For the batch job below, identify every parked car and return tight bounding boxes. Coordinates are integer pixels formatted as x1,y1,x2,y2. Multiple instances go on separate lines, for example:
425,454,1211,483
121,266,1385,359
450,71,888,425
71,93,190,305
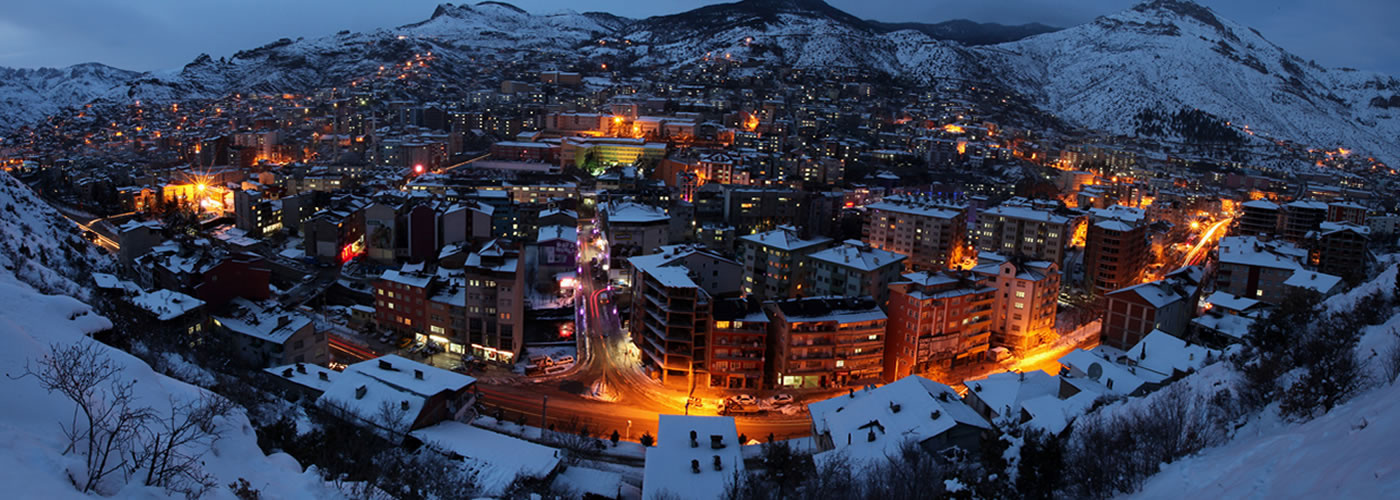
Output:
730,394,758,406
770,393,794,406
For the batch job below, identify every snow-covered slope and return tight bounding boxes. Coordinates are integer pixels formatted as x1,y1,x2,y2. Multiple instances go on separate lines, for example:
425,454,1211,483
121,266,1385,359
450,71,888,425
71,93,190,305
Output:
0,63,138,133
985,0,1400,160
0,173,341,499
0,173,110,299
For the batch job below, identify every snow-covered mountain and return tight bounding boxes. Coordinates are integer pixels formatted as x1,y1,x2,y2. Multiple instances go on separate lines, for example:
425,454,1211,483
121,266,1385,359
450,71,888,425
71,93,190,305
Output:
0,63,139,130
3,0,1398,163
0,173,111,299
985,0,1400,160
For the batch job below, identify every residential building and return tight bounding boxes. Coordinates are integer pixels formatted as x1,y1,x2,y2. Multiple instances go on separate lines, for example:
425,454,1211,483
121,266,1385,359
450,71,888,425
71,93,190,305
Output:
808,376,990,468
805,240,907,306
885,271,996,381
642,415,744,500
1307,222,1371,281
736,225,833,298
1084,205,1148,296
461,240,526,363
1279,200,1328,243
707,297,770,389
976,200,1078,267
213,297,327,367
1236,199,1280,237
767,297,887,389
1215,235,1308,304
863,195,968,271
1100,267,1202,350
628,245,744,388
972,253,1061,352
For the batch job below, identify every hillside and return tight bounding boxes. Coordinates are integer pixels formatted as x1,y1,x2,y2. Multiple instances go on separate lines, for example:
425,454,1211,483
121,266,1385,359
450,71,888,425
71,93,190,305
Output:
0,174,341,498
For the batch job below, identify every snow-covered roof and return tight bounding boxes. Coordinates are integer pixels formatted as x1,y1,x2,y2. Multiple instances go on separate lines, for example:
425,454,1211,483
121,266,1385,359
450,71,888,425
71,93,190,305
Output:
963,371,1059,421
379,268,434,289
1107,280,1188,308
809,376,989,468
553,466,623,499
773,296,886,324
1203,291,1262,314
866,196,962,220
536,224,578,243
1058,349,1151,396
213,298,312,345
1284,269,1344,294
342,354,475,396
1316,221,1371,237
317,355,475,439
982,204,1070,225
1122,330,1220,383
1020,390,1099,434
1241,199,1279,211
410,421,561,497
808,241,905,272
601,201,668,224
1192,313,1255,341
738,225,832,251
128,289,204,321
642,415,745,500
264,363,339,393
1217,236,1306,270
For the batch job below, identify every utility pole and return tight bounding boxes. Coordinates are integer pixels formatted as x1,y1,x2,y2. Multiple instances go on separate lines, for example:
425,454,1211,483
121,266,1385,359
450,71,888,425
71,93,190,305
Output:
541,395,549,431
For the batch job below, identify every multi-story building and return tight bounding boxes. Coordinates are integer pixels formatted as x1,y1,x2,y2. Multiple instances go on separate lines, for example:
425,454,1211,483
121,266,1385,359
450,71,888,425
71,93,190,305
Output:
805,240,907,306
374,266,435,336
1084,205,1147,296
863,195,968,271
1215,235,1308,304
707,297,769,390
976,200,1077,267
1326,201,1368,225
1101,266,1203,350
1236,199,1280,237
884,271,995,381
213,297,326,367
233,188,283,237
767,297,886,389
1308,222,1371,281
736,225,833,298
461,239,526,364
971,253,1061,352
628,246,744,388
303,201,367,262
559,137,667,168
599,201,671,270
1279,200,1328,243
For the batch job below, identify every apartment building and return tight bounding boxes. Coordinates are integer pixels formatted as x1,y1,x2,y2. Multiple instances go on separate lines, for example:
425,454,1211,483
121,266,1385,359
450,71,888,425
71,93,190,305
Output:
1084,205,1148,296
972,253,1061,352
767,297,886,389
1101,267,1203,350
1215,235,1308,304
884,271,996,381
863,195,968,271
976,200,1078,267
805,240,907,306
736,225,833,298
1235,199,1280,237
707,297,770,390
628,245,744,388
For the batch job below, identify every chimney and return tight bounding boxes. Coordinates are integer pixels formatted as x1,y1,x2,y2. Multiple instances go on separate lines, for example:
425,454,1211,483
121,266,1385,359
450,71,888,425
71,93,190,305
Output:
889,401,901,413
710,435,725,449
931,410,941,420
379,360,393,370
296,363,307,374
279,315,292,327
713,455,723,471
318,372,329,381
401,400,410,411
414,369,424,380
282,368,294,377
691,459,701,474
690,430,698,448
355,385,367,399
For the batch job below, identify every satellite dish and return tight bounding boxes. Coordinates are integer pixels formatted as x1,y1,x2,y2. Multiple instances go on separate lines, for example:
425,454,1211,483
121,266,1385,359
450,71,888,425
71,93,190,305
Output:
1087,362,1103,381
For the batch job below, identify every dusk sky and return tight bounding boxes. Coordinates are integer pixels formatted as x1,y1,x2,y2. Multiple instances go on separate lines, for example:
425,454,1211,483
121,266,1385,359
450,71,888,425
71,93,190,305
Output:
2,0,1396,76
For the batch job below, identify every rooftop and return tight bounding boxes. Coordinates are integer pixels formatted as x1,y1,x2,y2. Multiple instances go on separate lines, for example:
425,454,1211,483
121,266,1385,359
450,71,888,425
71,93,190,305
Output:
808,240,906,272
808,376,990,468
642,415,745,500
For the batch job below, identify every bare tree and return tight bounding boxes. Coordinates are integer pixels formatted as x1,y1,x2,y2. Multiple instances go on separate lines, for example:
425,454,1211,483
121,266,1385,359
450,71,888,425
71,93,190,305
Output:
374,399,414,442
131,392,236,497
16,342,154,493
1382,330,1400,384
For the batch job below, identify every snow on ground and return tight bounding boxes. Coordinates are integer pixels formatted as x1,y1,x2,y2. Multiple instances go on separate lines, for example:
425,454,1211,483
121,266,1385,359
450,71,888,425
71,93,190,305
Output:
0,175,340,499
0,275,343,499
410,420,563,497
1131,378,1400,499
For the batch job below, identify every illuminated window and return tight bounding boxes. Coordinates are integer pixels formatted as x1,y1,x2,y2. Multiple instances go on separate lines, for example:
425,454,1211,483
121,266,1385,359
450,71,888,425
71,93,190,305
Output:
1015,291,1026,298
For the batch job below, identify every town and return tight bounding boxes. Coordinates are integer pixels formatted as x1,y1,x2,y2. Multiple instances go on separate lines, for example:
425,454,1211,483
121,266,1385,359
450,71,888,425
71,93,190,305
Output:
1,1,1399,499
